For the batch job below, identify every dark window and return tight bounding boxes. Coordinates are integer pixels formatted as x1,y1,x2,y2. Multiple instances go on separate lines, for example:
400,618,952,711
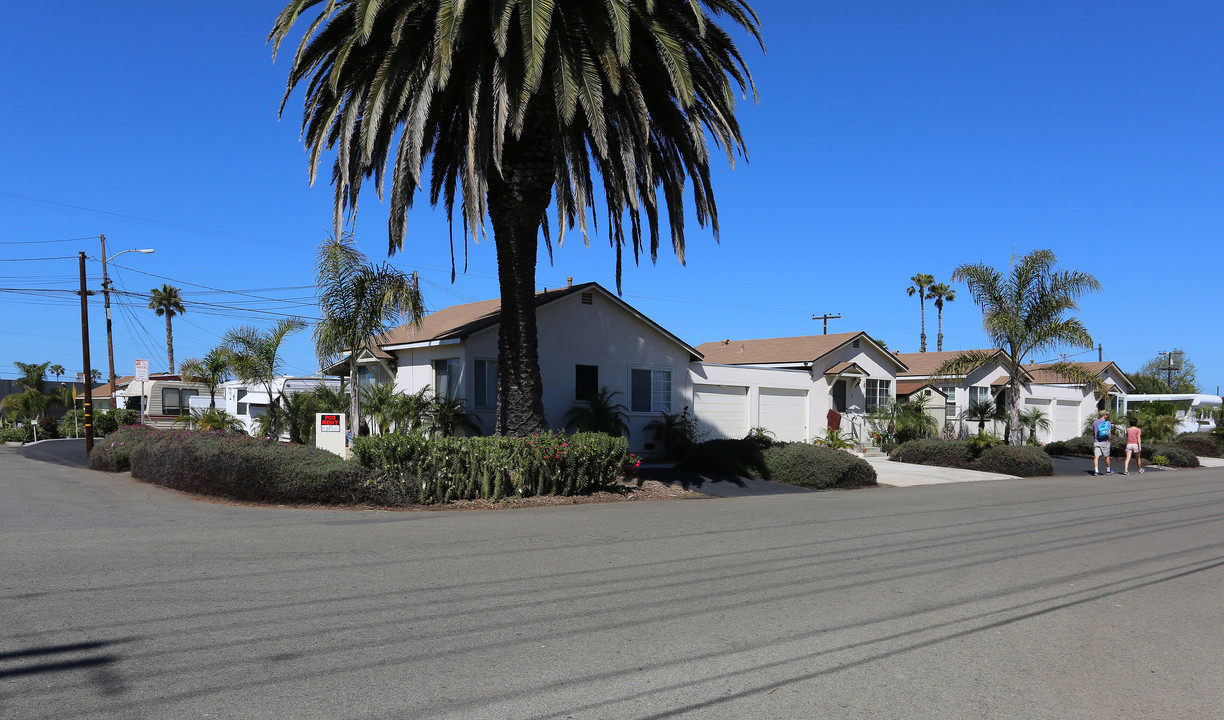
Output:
575,365,599,401
434,359,461,401
475,359,497,409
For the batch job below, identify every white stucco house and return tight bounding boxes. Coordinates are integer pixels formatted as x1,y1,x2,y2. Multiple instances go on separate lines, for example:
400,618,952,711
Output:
893,350,1025,439
346,282,701,453
691,332,908,445
1022,361,1135,442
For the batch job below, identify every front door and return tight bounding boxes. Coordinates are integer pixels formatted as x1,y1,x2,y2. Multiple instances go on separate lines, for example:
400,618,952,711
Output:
832,380,847,413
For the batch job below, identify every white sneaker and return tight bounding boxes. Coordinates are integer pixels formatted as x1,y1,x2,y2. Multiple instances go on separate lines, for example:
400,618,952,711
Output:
1122,471,1130,476
1106,469,1113,475
1094,471,1101,476
1139,468,1145,474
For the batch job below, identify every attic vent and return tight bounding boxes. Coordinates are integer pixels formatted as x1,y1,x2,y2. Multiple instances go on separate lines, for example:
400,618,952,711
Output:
581,292,593,305
852,339,860,348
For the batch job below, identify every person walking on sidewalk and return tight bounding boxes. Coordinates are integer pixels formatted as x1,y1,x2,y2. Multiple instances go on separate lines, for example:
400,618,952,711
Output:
1123,417,1145,475
1092,410,1113,476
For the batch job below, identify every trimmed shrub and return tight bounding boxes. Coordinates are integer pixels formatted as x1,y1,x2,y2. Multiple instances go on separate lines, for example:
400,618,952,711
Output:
88,425,166,472
1043,436,1093,456
128,430,369,504
1144,444,1198,468
890,438,973,469
0,427,25,443
974,445,1055,477
677,438,770,479
1174,433,1222,458
762,444,876,489
94,408,139,437
353,431,629,504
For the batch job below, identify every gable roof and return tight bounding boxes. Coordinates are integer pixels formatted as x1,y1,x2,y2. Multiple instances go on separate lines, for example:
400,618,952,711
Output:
373,282,701,360
1023,361,1135,391
893,349,1009,377
695,332,907,371
896,380,948,398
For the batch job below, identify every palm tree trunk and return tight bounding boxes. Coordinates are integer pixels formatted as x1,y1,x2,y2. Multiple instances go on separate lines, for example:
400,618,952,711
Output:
486,120,553,436
165,314,175,373
919,297,927,353
936,307,944,352
349,355,361,438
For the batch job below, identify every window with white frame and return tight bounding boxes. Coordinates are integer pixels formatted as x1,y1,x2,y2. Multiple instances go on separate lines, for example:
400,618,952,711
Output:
434,358,461,401
474,359,497,409
939,386,958,416
969,385,991,407
864,379,891,410
1109,394,1125,415
630,368,671,413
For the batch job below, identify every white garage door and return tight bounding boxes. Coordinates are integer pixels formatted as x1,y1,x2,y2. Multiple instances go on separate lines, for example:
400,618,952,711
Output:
693,384,749,440
1055,400,1082,442
758,388,809,442
1024,398,1053,443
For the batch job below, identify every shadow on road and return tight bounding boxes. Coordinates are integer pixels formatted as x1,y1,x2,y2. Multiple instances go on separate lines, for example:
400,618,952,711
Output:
18,439,90,469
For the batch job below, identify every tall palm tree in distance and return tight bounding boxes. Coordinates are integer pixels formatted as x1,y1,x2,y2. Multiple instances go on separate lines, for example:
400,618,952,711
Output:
906,273,935,352
926,282,955,352
49,364,66,385
314,232,425,431
148,284,186,373
270,0,763,436
933,249,1102,442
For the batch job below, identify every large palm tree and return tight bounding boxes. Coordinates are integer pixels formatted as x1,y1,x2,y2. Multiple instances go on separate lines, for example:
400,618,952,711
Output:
906,273,935,352
934,250,1102,443
223,318,307,438
270,0,762,436
926,282,955,352
314,232,424,430
148,284,186,373
178,346,233,409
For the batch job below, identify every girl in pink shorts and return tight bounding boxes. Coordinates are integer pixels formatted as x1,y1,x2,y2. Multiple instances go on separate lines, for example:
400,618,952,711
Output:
1123,417,1144,475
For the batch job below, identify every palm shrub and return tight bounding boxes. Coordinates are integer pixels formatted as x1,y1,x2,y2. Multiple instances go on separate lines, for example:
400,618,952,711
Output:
890,438,974,469
813,428,858,450
644,407,705,459
564,386,630,436
973,445,1054,477
281,392,321,443
176,407,247,434
424,396,482,438
762,444,877,489
965,433,1005,457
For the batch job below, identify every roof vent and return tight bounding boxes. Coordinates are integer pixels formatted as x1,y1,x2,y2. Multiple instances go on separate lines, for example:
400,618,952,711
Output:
852,339,860,348
581,292,593,305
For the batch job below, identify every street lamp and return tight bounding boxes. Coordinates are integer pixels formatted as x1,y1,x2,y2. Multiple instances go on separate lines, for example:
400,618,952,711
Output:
99,234,154,408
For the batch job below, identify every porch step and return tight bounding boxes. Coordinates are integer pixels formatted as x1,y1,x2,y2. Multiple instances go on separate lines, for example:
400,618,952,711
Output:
861,446,888,458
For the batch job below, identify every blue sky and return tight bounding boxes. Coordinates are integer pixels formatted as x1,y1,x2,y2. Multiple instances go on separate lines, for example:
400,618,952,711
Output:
2,1,1221,392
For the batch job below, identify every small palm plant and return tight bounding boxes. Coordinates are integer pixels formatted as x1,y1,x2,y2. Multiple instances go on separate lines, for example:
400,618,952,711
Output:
1018,406,1051,445
966,399,1005,435
359,381,399,436
424,396,481,438
390,387,432,436
644,406,703,459
814,428,858,451
176,407,246,433
281,392,322,444
564,386,630,437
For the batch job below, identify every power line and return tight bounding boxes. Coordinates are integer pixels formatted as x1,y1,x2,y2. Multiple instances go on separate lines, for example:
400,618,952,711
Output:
0,256,78,262
0,236,100,245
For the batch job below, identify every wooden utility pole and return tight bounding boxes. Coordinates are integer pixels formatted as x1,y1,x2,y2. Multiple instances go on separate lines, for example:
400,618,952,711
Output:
100,234,117,399
812,313,841,335
78,252,95,455
1158,350,1183,391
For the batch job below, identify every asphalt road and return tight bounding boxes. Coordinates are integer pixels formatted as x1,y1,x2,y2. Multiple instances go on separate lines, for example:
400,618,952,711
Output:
3,441,1224,719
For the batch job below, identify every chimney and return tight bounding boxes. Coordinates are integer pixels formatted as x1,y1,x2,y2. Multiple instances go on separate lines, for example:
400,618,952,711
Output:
567,277,573,287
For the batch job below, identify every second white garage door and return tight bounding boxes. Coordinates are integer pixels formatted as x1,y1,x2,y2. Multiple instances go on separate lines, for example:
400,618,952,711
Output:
1055,400,1082,442
758,388,809,442
693,384,749,440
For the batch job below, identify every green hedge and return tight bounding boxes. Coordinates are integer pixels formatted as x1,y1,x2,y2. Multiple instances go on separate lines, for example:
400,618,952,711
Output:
973,445,1054,477
1173,433,1223,458
676,439,770,479
762,444,877,489
91,426,368,504
0,427,26,443
1144,444,1198,468
352,431,629,504
890,439,974,469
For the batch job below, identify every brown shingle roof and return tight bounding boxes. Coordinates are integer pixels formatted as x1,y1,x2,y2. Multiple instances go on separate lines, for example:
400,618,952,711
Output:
1023,361,1133,390
893,349,1005,377
377,284,595,347
896,380,947,397
696,332,902,369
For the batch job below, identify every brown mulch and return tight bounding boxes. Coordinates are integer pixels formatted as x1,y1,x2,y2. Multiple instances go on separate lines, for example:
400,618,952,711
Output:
439,479,708,511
